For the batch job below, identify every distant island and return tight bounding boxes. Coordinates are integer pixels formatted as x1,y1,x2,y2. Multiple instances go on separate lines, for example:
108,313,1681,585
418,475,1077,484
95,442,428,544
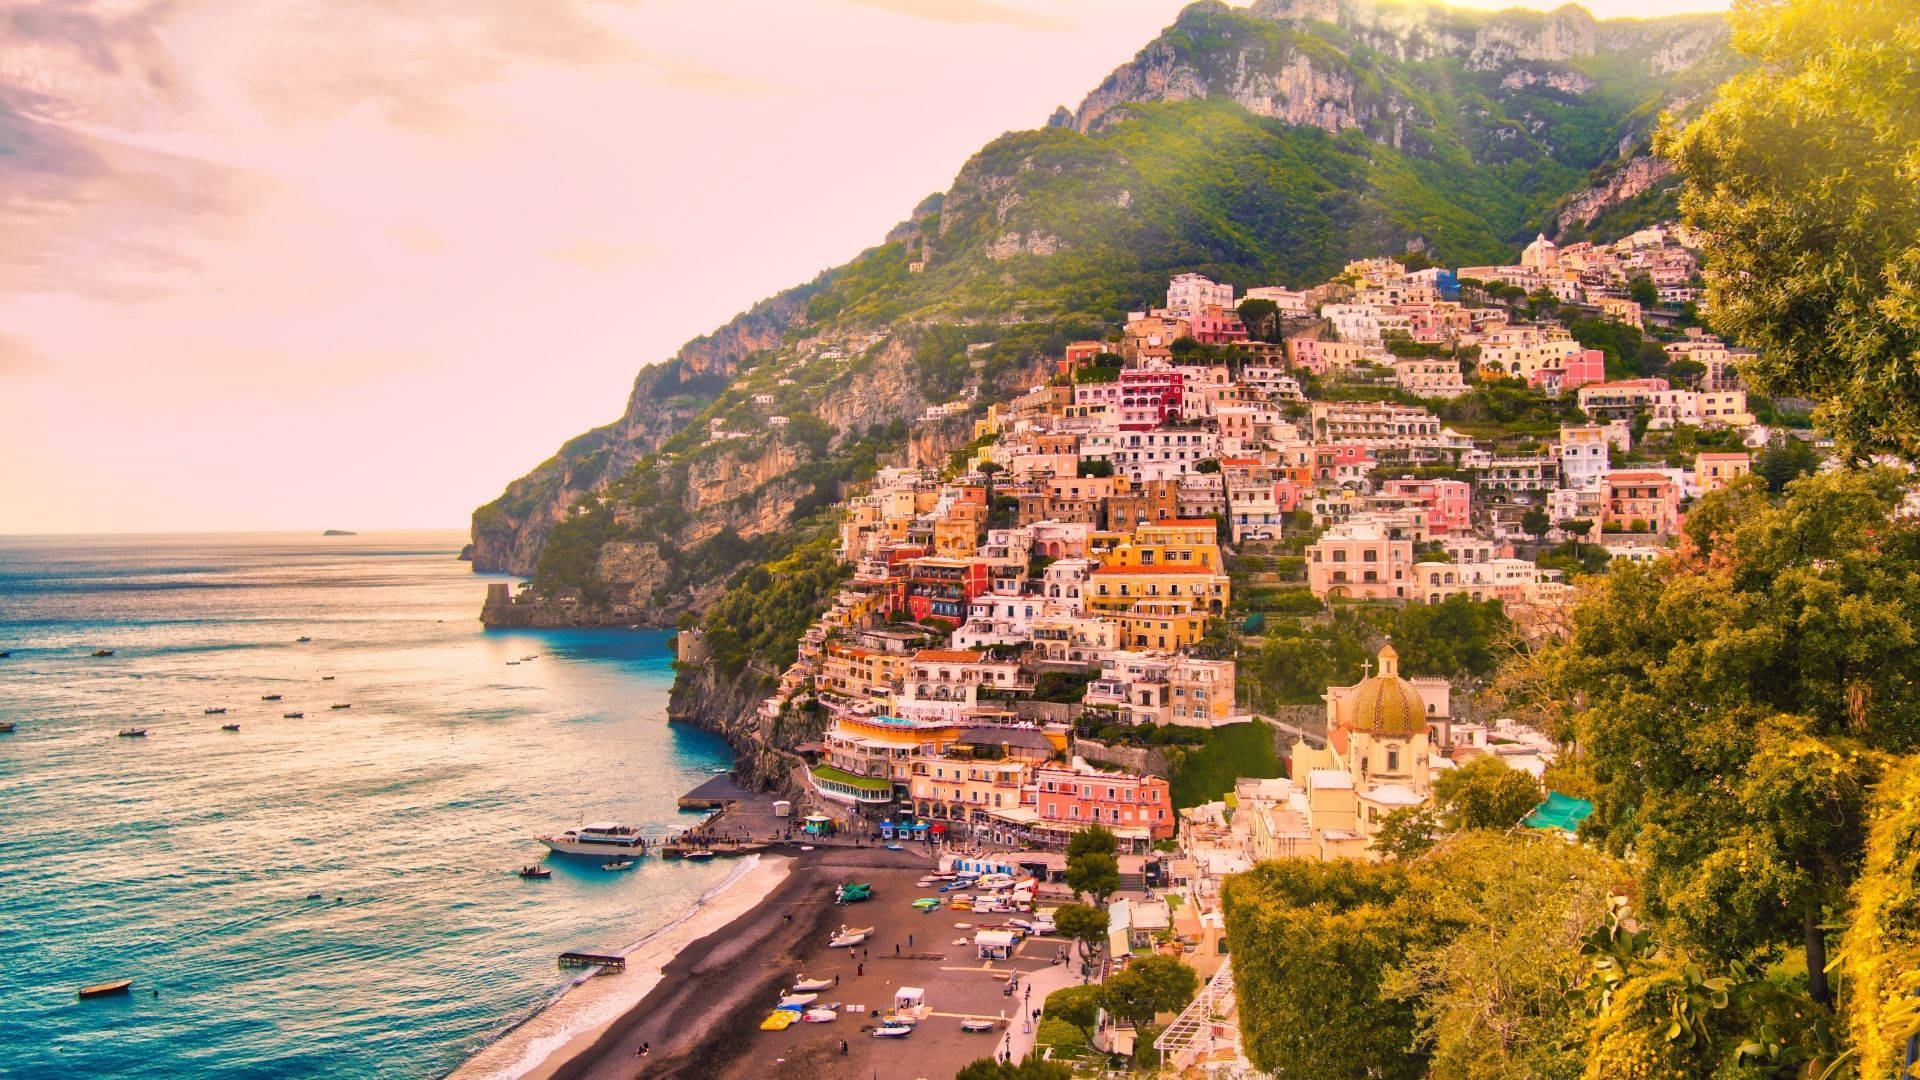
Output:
321,530,358,536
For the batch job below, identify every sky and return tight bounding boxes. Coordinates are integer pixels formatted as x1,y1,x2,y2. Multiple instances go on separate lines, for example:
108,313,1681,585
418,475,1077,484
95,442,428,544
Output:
0,0,1727,535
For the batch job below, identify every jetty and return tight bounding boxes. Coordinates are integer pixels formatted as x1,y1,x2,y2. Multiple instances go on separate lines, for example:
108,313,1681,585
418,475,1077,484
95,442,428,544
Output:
557,951,625,973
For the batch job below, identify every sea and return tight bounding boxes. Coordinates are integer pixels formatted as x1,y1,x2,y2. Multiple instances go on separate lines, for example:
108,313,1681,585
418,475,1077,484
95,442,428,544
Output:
0,531,740,1079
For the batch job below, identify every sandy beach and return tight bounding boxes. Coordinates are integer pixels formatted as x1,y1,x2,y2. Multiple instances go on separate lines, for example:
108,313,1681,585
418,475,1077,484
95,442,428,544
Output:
448,854,795,1080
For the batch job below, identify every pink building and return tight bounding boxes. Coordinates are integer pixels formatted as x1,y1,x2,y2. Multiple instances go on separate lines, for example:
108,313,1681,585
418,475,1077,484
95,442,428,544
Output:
1027,760,1174,848
1190,303,1249,345
1604,471,1682,535
1306,521,1415,600
1528,348,1606,393
1378,478,1471,534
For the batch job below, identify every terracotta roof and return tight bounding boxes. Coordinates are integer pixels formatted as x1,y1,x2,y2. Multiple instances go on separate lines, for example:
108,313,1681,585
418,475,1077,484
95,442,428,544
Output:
1607,471,1674,483
913,649,986,663
1150,519,1221,528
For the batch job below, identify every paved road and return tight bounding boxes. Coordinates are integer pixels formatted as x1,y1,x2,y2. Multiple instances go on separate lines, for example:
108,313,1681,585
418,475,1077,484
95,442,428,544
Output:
994,952,1081,1065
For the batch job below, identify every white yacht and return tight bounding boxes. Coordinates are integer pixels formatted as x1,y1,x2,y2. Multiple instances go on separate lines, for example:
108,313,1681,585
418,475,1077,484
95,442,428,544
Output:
536,822,648,857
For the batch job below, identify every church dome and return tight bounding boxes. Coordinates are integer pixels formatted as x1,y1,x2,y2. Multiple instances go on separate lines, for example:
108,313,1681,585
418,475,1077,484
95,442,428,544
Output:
1348,643,1427,737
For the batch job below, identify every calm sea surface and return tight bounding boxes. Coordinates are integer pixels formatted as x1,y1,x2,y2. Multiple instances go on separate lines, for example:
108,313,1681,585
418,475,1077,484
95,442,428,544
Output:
0,532,734,1079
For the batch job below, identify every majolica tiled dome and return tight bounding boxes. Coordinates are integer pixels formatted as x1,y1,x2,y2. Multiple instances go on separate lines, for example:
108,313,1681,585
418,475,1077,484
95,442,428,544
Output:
1348,643,1426,737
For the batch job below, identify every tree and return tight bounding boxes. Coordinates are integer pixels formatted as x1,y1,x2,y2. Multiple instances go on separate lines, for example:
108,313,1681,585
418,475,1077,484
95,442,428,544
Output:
977,461,1004,508
955,1057,1073,1080
1434,756,1542,831
1193,457,1222,473
1658,0,1920,459
1099,954,1199,1031
1526,469,1920,1008
1560,517,1594,557
1754,433,1819,492
1067,824,1117,860
1041,984,1103,1040
1373,805,1444,860
1237,297,1281,342
1051,902,1109,961
1627,274,1658,308
1065,851,1119,907
1520,505,1552,543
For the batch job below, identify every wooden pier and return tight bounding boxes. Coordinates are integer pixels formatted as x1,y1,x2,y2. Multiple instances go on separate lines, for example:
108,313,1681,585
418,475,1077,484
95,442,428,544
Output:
558,952,626,972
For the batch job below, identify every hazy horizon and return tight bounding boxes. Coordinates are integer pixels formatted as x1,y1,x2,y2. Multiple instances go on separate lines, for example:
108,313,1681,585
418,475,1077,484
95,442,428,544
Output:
1,0,1729,536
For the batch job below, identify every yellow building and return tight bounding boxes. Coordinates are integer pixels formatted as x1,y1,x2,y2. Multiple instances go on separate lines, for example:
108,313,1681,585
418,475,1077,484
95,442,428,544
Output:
816,642,909,706
813,713,964,807
1287,643,1441,858
1119,520,1222,569
1087,564,1229,617
1110,598,1210,651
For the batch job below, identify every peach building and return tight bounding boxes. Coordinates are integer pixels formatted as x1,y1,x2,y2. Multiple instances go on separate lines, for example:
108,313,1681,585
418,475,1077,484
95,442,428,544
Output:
1026,758,1175,848
1306,520,1415,599
1605,471,1682,535
1695,452,1752,492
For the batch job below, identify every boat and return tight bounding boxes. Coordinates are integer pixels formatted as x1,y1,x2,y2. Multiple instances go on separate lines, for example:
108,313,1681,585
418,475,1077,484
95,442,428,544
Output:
295,637,311,643
117,729,147,738
601,859,635,871
330,703,351,710
835,882,873,904
0,650,12,658
517,866,552,880
262,694,282,701
283,712,304,719
204,707,227,715
91,649,114,657
321,675,334,680
683,849,715,861
221,723,241,732
759,1011,799,1031
803,1008,839,1023
791,977,834,993
536,822,648,857
827,926,872,949
960,1018,997,1033
77,980,133,999
911,898,941,911
777,993,818,1007
0,722,16,734
506,661,519,666
871,1023,913,1038
520,654,539,661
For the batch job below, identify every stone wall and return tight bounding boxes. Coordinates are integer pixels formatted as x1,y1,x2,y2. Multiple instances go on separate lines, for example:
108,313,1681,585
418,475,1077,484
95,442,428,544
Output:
1071,737,1172,778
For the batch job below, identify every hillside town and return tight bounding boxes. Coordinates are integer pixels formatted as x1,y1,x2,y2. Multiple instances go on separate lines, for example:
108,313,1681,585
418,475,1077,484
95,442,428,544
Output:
656,224,1822,1071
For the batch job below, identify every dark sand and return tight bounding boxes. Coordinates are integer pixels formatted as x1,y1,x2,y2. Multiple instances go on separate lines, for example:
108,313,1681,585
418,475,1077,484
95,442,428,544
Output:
549,843,1068,1080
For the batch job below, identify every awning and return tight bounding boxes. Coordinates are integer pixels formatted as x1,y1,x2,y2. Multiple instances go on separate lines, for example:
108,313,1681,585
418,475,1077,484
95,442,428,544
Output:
1523,791,1593,834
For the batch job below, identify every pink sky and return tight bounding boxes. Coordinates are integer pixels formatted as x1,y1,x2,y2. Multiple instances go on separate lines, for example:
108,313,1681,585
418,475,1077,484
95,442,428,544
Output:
0,0,1725,534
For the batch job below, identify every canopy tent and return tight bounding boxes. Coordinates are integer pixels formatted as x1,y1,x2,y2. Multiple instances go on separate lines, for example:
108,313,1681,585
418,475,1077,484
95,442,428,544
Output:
1523,791,1594,834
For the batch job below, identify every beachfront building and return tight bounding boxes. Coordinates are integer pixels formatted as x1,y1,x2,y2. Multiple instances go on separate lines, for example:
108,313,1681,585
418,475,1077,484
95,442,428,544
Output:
992,758,1174,852
813,713,963,806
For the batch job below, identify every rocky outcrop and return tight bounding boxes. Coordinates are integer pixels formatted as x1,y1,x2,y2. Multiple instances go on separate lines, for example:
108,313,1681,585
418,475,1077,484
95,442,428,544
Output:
667,659,800,794
1552,153,1677,231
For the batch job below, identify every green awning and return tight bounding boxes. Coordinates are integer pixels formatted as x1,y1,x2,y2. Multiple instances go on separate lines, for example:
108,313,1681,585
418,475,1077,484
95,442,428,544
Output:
1523,791,1593,834
811,764,893,793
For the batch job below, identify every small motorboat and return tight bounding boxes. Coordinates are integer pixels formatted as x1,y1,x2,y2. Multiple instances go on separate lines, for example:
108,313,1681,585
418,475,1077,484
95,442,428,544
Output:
295,637,311,643
518,866,552,880
330,703,351,710
827,926,872,949
77,980,133,999
204,707,227,715
506,661,520,666
284,712,304,719
791,977,834,993
871,1023,913,1038
602,859,635,871
803,1008,838,1023
221,723,241,732
520,654,538,661
117,728,147,738
911,898,941,912
683,850,715,861
960,1018,997,1033
321,675,334,680
0,650,12,658
262,694,282,701
91,649,115,657
0,722,16,734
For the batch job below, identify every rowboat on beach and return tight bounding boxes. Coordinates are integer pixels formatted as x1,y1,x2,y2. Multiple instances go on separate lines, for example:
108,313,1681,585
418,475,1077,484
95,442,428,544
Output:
792,977,834,992
759,1010,799,1031
827,926,872,948
78,980,133,999
803,1008,838,1023
960,1018,998,1033
871,1023,913,1038
777,993,817,1007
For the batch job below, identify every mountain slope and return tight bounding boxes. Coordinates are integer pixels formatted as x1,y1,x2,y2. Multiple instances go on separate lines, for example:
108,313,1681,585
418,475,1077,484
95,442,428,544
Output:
470,0,1735,631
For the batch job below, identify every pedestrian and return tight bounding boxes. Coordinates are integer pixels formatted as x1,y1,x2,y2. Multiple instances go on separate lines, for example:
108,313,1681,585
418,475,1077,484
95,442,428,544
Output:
857,962,864,977
863,947,868,959
839,1040,848,1056
894,943,900,956
835,974,841,986
908,933,914,947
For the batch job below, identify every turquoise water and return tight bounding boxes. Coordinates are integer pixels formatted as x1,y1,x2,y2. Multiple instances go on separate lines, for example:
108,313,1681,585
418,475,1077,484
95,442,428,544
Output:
0,532,735,1079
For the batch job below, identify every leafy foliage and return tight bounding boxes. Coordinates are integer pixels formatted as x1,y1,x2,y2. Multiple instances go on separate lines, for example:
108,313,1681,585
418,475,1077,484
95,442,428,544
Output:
1099,954,1199,1030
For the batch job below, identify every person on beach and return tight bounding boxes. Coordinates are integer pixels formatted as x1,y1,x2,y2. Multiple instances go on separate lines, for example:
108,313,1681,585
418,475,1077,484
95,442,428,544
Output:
908,933,913,947
839,1040,848,1056
857,962,863,976
834,974,840,986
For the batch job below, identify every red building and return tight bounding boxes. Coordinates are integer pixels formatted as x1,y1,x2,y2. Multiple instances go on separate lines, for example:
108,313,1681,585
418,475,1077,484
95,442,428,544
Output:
892,557,991,625
1378,477,1472,534
1025,761,1175,849
1117,368,1184,430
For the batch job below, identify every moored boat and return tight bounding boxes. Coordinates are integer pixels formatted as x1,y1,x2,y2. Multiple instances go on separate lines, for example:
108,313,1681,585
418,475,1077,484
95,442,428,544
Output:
0,722,16,733
283,712,303,719
262,694,282,701
77,980,133,999
295,637,311,643
683,849,715,861
329,703,351,710
91,649,114,657
221,723,241,732
117,728,147,738
602,859,635,871
537,822,648,857
204,707,226,715
518,865,552,879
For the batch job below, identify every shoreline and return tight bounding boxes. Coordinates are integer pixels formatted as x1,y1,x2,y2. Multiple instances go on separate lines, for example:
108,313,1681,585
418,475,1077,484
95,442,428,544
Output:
446,853,795,1080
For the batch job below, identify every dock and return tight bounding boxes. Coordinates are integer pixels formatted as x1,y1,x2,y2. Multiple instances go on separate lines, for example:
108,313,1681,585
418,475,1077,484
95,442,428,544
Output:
558,952,626,972
676,773,755,810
